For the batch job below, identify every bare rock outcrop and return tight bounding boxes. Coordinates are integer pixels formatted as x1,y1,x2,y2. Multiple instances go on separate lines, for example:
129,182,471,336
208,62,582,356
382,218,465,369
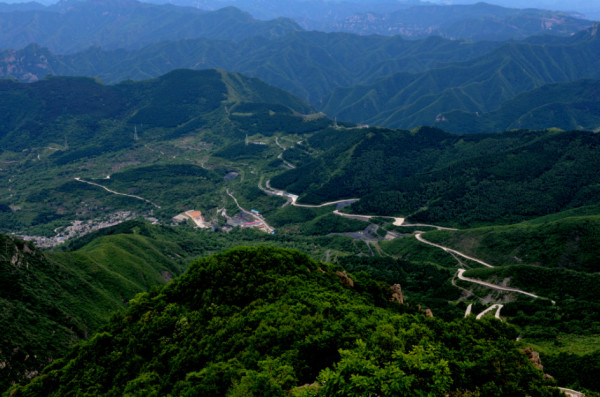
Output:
390,284,404,304
522,347,543,371
335,271,354,287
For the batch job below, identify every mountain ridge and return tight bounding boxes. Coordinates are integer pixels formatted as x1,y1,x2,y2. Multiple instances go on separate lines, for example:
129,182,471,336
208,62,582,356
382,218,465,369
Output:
0,1,301,54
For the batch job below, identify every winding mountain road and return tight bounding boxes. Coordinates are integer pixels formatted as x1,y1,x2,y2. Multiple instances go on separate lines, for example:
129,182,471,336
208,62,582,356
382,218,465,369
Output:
258,177,555,305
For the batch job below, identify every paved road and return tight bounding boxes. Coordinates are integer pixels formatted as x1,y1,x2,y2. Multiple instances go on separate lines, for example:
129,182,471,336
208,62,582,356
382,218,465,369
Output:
457,269,542,299
475,303,503,320
260,179,409,226
464,303,473,318
415,233,494,268
558,387,585,397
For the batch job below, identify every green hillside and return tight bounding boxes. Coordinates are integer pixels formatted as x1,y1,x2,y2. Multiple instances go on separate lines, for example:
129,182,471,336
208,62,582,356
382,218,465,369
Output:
271,127,600,226
0,69,313,151
6,246,560,396
0,216,378,390
0,230,185,391
0,69,324,236
422,214,600,272
438,79,600,133
322,25,600,130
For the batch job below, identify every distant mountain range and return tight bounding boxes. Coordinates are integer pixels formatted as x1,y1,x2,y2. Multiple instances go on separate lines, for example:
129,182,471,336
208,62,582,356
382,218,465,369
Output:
0,0,301,53
323,25,600,131
3,25,600,132
146,0,597,39
436,79,600,133
0,0,593,56
304,2,594,41
0,32,502,99
1,0,599,133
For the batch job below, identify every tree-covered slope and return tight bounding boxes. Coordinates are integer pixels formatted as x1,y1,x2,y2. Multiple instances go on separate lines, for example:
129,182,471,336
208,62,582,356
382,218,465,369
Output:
0,230,186,391
271,127,600,226
423,214,600,272
6,246,560,396
0,68,330,236
323,24,600,130
0,0,301,54
436,79,600,133
0,68,314,151
0,33,500,104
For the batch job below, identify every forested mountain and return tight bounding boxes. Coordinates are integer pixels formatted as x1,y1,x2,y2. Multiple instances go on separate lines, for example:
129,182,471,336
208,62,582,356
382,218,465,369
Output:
3,22,600,131
436,79,600,133
0,33,501,102
323,24,600,130
1,3,600,394
0,68,312,151
0,69,326,235
6,246,560,396
0,216,374,390
271,127,600,226
0,230,185,391
0,0,300,53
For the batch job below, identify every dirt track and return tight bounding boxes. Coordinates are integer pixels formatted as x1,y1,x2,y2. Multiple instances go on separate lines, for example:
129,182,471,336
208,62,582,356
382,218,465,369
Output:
74,177,161,208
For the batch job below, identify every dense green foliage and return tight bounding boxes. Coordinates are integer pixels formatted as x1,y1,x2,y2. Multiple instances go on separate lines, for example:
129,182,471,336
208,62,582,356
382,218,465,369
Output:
338,256,463,320
7,246,559,396
0,231,185,391
0,219,377,389
272,127,600,226
439,79,600,133
298,214,367,236
541,352,600,394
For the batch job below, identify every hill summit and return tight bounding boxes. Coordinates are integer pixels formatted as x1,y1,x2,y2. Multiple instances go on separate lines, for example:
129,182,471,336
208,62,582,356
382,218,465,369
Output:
8,246,559,396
